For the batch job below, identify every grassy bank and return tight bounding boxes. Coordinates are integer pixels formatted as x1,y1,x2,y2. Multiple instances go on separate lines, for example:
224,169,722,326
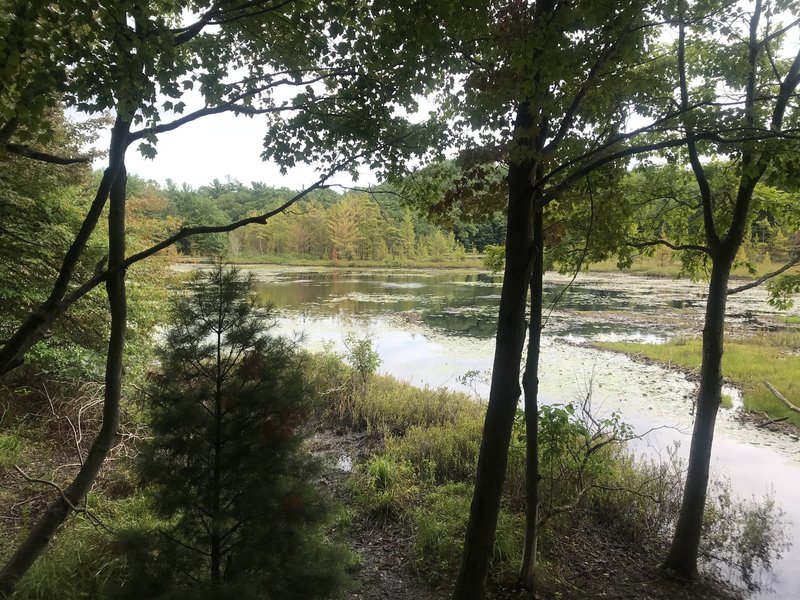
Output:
587,253,799,280
599,332,800,427
305,350,785,597
2,350,787,599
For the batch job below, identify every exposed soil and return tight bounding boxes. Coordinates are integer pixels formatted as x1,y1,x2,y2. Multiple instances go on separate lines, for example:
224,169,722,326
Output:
308,429,744,600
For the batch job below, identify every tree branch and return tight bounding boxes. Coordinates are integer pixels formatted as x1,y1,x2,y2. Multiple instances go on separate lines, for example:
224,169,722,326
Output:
765,382,800,414
5,143,91,165
727,254,800,295
678,17,718,248
627,239,710,254
0,116,130,377
543,37,618,155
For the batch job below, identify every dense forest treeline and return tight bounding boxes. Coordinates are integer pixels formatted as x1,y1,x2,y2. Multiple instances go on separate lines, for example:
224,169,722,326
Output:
147,177,506,261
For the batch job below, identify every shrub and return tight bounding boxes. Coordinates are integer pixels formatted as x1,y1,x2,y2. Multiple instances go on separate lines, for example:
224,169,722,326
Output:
124,264,349,599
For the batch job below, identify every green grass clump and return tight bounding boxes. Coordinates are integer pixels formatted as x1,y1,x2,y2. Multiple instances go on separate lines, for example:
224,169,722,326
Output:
0,432,22,467
412,483,524,585
350,456,419,518
385,415,484,484
600,336,800,426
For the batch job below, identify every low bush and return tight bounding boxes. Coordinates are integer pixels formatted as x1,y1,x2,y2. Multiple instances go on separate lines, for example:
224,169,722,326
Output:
412,483,524,585
350,455,419,518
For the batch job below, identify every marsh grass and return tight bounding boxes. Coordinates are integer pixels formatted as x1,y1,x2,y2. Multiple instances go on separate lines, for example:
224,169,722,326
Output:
600,336,800,426
588,254,795,279
305,351,482,436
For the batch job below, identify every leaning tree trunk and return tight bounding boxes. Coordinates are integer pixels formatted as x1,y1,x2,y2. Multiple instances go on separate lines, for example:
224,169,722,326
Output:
0,116,129,377
0,165,128,596
519,204,544,590
453,104,536,600
662,253,733,578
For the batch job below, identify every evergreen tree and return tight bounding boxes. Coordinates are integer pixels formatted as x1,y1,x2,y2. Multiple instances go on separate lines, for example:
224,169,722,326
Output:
126,264,348,599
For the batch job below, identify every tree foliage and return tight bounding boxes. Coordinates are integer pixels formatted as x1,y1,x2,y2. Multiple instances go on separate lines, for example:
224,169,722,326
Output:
126,265,348,599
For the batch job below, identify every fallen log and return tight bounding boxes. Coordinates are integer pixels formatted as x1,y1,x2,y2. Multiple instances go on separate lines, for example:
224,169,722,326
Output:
765,381,800,414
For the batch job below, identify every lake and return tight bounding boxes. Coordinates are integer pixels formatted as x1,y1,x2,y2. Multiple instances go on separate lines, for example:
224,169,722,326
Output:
180,264,800,598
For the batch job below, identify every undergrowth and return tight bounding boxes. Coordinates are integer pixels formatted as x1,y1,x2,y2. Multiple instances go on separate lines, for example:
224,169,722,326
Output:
306,348,790,592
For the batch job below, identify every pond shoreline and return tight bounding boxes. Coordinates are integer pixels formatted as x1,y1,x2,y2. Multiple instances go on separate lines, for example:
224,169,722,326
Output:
593,341,800,440
179,263,800,599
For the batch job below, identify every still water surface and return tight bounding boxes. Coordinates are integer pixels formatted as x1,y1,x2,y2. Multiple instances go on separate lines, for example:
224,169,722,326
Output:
185,265,800,598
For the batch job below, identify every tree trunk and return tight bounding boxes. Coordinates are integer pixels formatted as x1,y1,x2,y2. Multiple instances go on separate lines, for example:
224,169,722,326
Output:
519,204,544,590
0,116,130,377
663,253,732,578
453,104,535,600
0,165,128,596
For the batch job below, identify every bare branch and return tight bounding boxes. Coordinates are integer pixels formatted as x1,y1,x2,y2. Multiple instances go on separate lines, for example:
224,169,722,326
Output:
765,381,800,414
727,254,800,295
12,466,112,533
627,238,710,255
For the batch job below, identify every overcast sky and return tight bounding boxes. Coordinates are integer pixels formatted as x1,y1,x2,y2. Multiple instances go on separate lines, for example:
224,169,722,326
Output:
91,109,369,192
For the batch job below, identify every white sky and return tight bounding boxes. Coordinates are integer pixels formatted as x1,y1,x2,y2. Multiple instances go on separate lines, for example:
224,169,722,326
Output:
91,109,370,191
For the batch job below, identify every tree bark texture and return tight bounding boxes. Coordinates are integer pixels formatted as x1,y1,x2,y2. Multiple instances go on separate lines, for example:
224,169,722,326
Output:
519,205,544,589
453,103,536,600
0,165,128,596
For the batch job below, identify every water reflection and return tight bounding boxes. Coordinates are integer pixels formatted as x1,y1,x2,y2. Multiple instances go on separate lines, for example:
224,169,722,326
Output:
237,265,800,600
247,267,799,344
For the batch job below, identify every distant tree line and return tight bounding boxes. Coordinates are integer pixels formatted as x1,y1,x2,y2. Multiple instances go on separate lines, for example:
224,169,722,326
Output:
140,177,506,260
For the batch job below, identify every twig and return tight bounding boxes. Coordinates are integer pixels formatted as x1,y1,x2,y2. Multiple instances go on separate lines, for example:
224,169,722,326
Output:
757,415,788,428
12,466,113,533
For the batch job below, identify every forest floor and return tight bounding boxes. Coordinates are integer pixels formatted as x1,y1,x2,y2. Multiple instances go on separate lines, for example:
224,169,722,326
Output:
309,430,744,600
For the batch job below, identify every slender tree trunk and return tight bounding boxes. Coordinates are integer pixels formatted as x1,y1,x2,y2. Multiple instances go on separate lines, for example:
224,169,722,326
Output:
520,204,544,590
453,104,536,600
0,165,128,596
0,116,130,377
663,253,732,578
